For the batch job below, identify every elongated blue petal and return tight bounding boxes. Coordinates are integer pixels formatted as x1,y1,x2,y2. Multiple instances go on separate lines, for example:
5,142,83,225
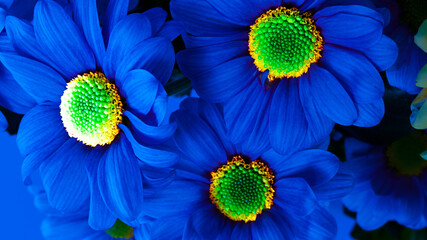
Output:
39,139,91,212
275,177,317,216
314,5,383,49
116,37,174,85
269,79,307,154
308,64,357,125
120,69,159,116
34,0,95,78
119,124,178,168
0,51,65,104
73,0,105,68
17,103,68,184
97,133,144,224
103,13,151,79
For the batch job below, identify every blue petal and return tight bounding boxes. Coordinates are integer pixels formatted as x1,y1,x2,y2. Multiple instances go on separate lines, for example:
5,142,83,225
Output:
0,0,13,9
85,147,116,230
392,177,424,226
151,215,188,240
313,5,384,48
196,99,235,156
142,86,168,126
5,16,64,73
101,0,129,45
268,149,340,187
124,111,176,145
0,51,65,104
17,103,69,184
251,211,291,239
299,0,327,12
97,133,144,223
191,56,257,103
41,216,95,240
230,222,251,240
141,7,167,34
0,111,6,130
144,179,207,220
177,40,248,84
119,69,159,117
39,139,91,212
275,177,317,216
155,20,184,41
358,35,398,71
321,44,384,104
205,0,281,26
291,205,337,240
298,73,335,146
119,124,178,168
0,63,36,114
370,168,396,196
73,0,105,68
34,0,95,78
387,25,426,94
183,205,226,240
356,192,390,230
0,8,6,32
115,37,174,85
308,64,357,125
312,164,354,201
353,100,385,127
170,0,246,36
103,13,151,80
269,79,308,154
223,81,272,156
182,31,248,48
171,108,226,171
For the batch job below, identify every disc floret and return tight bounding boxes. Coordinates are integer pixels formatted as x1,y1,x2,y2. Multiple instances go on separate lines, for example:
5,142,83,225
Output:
209,156,275,222
60,72,123,147
386,132,427,176
249,6,323,81
105,219,134,239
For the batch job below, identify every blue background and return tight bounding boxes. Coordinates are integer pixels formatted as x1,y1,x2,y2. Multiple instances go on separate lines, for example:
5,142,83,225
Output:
0,94,356,239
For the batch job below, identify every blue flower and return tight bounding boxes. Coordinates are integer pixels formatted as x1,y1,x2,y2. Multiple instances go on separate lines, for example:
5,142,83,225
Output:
32,188,149,240
171,0,398,155
142,98,353,239
377,0,427,94
343,133,427,230
0,0,182,229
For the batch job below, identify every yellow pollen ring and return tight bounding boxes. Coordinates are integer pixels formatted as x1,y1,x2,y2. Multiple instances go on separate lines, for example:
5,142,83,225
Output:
248,7,323,81
60,72,123,147
209,156,275,222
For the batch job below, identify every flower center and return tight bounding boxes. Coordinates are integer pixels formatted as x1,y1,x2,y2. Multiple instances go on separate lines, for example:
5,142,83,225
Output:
209,156,275,222
398,0,427,32
105,219,133,239
386,131,427,176
249,6,322,81
60,72,123,147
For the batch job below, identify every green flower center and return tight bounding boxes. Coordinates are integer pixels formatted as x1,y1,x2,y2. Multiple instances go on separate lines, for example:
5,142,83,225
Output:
60,72,123,147
249,6,322,81
105,219,133,239
209,156,275,222
386,131,427,176
398,0,427,32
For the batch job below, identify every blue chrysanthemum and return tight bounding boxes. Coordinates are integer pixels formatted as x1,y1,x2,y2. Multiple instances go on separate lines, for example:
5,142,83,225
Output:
142,98,353,239
32,188,149,240
171,0,398,155
343,133,427,230
372,0,427,94
0,0,182,229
